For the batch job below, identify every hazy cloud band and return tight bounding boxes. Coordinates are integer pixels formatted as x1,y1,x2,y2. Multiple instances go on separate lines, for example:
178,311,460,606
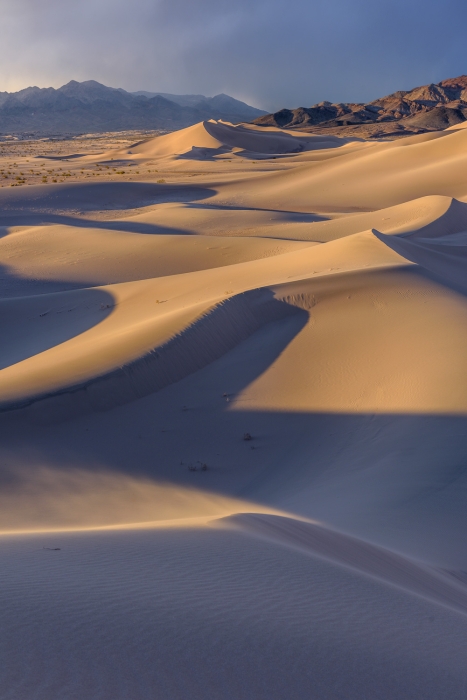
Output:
1,0,466,110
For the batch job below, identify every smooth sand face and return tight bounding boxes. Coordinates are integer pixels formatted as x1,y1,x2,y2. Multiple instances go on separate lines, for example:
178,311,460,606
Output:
2,120,467,699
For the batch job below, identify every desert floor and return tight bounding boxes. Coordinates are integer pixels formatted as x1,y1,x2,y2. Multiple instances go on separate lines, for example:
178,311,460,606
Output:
2,119,467,699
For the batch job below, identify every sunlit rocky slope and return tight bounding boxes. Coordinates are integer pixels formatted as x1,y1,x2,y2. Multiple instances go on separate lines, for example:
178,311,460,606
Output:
254,74,467,138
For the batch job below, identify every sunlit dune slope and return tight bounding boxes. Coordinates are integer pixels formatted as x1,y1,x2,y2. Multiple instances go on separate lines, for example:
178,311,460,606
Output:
109,119,359,159
0,465,283,533
211,127,467,211
0,231,406,408
78,193,467,244
94,192,467,244
0,224,313,291
232,266,467,414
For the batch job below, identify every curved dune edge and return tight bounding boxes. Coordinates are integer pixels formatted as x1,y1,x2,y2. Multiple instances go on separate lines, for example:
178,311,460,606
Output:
5,464,467,620
375,227,467,293
209,127,467,212
218,513,467,615
103,119,360,160
0,287,306,415
0,466,285,535
8,503,467,620
3,212,467,416
0,226,314,291
0,230,407,415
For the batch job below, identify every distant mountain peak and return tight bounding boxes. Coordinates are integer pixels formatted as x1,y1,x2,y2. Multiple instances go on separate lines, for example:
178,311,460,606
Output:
131,89,265,117
0,80,266,135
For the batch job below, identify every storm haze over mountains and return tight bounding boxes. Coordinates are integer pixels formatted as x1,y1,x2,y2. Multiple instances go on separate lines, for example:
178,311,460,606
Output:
2,0,467,111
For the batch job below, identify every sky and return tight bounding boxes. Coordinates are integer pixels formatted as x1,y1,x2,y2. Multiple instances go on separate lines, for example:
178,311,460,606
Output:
1,0,467,112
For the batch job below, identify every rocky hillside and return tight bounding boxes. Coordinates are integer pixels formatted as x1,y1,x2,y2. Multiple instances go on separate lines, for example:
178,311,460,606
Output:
0,80,266,136
253,76,467,138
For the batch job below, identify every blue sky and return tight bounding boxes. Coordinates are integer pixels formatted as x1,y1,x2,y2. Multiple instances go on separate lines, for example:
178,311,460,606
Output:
1,0,466,111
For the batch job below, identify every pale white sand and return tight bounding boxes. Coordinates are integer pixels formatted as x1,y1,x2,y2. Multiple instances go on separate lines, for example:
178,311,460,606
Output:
1,119,467,698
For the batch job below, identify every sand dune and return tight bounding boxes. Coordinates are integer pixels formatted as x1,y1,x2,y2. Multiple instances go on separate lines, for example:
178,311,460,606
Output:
2,119,467,698
0,465,284,533
223,513,467,614
208,127,467,212
114,119,359,158
3,525,467,700
0,222,313,293
0,231,409,410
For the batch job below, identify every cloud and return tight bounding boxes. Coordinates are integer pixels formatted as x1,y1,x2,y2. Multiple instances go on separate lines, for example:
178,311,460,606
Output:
1,0,467,110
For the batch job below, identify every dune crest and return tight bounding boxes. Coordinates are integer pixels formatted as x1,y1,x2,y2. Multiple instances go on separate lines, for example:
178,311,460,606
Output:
0,465,282,534
116,119,357,159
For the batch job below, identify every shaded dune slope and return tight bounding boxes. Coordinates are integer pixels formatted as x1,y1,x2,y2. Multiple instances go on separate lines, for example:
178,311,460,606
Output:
223,513,467,614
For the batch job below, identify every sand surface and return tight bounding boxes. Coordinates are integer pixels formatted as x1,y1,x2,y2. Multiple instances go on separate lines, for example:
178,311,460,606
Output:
2,119,467,698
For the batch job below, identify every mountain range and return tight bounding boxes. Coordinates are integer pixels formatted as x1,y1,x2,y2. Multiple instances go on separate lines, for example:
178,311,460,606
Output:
253,75,467,138
0,80,266,135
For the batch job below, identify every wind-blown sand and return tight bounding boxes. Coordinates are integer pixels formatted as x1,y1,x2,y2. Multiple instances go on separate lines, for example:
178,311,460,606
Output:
2,119,467,698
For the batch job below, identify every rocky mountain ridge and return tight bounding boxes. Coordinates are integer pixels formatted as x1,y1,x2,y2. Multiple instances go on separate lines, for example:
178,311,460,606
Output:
253,75,467,138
